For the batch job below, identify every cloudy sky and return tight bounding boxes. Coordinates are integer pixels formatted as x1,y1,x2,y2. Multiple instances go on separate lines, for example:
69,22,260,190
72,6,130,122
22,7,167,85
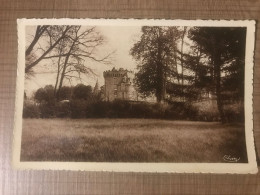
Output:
25,25,142,97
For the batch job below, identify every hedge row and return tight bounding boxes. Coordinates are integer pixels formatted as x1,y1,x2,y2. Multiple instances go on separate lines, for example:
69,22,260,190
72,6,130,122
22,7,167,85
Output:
23,99,244,122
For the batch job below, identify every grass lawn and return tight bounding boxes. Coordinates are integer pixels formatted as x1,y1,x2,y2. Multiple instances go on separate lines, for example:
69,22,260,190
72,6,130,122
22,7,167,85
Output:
20,118,248,163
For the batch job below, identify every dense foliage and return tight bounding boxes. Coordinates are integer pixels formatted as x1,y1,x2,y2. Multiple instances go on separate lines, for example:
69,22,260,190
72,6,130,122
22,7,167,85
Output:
131,26,246,123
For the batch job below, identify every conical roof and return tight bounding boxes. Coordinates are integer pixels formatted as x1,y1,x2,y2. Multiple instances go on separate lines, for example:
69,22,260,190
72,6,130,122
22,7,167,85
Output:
93,79,99,94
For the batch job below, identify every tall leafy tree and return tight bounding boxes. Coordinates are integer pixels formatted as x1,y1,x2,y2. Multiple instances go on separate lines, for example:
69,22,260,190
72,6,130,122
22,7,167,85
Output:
179,26,187,99
34,85,55,103
130,26,181,103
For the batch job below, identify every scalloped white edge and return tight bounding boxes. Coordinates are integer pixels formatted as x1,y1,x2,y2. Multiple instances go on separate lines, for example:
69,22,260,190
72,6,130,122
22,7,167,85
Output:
12,18,258,174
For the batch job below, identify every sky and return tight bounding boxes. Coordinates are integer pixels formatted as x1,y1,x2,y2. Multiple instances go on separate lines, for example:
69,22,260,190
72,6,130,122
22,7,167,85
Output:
25,25,142,97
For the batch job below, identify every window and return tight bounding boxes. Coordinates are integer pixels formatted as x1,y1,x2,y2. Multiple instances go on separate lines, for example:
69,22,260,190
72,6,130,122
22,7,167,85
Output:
114,88,117,96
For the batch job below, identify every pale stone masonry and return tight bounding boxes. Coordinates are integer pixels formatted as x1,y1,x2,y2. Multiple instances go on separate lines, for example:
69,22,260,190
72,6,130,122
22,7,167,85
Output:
102,67,137,101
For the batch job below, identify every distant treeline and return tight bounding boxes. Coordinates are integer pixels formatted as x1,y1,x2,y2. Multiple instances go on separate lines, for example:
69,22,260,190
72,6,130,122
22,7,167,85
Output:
23,84,243,122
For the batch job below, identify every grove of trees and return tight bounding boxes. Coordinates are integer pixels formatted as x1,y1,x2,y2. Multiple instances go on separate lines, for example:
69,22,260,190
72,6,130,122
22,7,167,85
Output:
25,25,112,100
131,26,246,123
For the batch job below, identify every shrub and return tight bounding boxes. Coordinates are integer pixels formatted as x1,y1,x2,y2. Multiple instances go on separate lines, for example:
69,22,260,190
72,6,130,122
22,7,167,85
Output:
72,84,92,100
190,100,220,121
56,102,71,118
39,102,56,118
111,100,131,117
34,85,55,103
83,100,199,120
84,101,108,118
129,102,157,118
224,103,244,123
23,101,40,118
24,96,238,122
70,99,88,118
163,102,197,120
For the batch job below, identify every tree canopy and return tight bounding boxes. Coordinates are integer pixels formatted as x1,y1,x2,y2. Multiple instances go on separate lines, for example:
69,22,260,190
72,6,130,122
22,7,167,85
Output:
131,26,246,122
189,27,246,122
72,84,92,100
130,26,181,103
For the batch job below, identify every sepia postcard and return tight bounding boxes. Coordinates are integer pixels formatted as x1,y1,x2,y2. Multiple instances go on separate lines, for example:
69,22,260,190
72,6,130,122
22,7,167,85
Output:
13,19,258,173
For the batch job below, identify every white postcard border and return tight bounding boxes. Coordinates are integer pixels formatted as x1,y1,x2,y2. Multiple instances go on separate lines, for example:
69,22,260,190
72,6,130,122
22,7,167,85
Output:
13,19,258,174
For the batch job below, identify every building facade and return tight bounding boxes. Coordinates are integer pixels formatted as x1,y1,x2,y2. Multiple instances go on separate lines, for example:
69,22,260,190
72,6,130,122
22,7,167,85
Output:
102,68,137,101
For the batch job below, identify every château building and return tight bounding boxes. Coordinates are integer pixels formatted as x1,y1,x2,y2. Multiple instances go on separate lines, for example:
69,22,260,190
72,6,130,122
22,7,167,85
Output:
101,67,138,101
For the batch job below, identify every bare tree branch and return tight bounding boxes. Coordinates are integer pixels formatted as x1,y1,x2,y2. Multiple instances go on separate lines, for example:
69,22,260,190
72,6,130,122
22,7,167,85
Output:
26,25,49,57
25,26,73,73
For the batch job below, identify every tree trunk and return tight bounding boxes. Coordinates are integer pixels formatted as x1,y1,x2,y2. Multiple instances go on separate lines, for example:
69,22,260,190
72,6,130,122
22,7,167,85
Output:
156,61,164,103
56,37,77,100
213,48,225,123
26,26,49,57
25,26,71,73
54,54,62,98
194,47,201,86
56,54,70,100
180,27,187,101
156,28,164,103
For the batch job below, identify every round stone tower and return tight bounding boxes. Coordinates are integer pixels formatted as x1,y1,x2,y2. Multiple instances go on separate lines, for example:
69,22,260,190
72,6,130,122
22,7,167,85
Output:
103,67,136,101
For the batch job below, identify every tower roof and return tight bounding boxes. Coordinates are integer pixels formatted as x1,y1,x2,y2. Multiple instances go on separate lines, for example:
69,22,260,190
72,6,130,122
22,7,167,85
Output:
93,79,99,93
103,67,134,78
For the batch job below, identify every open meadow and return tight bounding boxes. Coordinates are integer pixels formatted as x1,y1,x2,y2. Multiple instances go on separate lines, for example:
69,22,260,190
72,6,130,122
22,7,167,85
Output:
20,118,247,162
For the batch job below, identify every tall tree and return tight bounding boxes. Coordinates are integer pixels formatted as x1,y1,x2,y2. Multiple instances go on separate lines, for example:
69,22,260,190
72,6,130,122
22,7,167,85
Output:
46,26,112,100
26,25,113,100
189,27,246,122
180,26,187,100
130,26,181,103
